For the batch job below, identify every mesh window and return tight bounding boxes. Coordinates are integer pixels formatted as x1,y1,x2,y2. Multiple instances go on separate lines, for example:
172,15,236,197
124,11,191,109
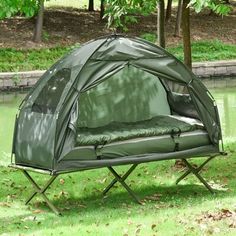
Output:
32,68,71,114
78,66,171,128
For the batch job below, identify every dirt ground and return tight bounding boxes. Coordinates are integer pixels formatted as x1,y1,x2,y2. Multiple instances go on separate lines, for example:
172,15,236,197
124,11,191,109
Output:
0,4,235,49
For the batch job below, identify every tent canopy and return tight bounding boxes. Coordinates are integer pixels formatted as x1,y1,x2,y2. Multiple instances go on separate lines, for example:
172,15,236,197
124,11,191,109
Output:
13,35,222,172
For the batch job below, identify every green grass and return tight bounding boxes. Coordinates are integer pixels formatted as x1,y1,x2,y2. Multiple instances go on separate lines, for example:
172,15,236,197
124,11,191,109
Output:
44,0,178,10
0,47,72,72
45,0,101,10
168,41,236,62
1,145,236,235
0,39,235,72
140,33,236,62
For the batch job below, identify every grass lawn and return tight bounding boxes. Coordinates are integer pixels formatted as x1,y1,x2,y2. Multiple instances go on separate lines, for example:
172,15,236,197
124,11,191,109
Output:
45,0,101,9
45,0,179,10
1,141,236,235
0,40,236,72
0,40,235,72
0,46,71,72
169,41,236,62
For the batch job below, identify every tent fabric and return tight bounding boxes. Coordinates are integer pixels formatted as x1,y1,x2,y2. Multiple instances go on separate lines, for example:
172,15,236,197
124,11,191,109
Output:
12,35,222,172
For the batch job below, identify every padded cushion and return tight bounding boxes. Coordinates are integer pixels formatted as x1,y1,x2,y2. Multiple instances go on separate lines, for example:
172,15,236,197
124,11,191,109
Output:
76,115,203,146
63,130,210,161
100,130,211,159
77,116,202,146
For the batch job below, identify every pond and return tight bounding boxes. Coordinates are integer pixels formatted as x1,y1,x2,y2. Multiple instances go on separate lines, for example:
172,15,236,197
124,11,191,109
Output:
0,86,236,166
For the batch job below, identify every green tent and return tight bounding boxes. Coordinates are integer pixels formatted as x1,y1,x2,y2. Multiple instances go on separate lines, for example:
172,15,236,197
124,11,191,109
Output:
11,35,224,214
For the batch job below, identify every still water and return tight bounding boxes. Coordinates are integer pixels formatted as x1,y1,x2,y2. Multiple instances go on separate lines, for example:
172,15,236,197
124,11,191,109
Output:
0,87,236,166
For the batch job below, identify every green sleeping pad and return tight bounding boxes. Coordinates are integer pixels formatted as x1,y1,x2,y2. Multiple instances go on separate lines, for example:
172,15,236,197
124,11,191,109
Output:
76,115,203,146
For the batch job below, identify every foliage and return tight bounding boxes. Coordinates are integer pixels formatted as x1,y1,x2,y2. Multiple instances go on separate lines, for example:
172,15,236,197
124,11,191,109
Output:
189,0,232,15
0,0,42,19
104,0,156,30
105,0,231,31
140,33,157,43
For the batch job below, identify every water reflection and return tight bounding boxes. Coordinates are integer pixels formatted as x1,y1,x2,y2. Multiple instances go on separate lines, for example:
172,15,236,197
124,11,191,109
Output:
0,91,27,166
209,87,236,138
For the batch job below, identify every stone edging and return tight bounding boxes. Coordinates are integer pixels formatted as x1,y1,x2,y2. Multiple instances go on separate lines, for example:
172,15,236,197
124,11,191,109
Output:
192,60,236,77
0,70,45,88
0,60,236,90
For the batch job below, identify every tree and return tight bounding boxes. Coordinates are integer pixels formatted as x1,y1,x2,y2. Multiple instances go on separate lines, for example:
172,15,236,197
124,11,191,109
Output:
105,0,162,45
0,0,38,19
88,0,94,11
0,0,43,42
182,0,192,69
157,0,165,48
105,0,165,48
174,0,183,37
105,0,155,30
184,0,231,68
33,0,45,43
105,0,231,68
100,0,105,20
165,0,172,22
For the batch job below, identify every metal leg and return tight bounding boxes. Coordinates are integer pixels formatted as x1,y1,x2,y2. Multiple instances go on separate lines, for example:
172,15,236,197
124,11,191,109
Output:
176,156,215,193
175,169,191,185
22,170,61,215
104,165,141,204
103,164,138,195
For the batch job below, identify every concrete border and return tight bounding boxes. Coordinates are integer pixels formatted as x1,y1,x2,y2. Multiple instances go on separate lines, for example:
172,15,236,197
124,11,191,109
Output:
192,60,236,77
0,70,44,89
0,60,236,90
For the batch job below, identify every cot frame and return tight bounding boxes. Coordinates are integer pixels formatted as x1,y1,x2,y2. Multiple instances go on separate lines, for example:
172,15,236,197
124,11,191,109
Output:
9,154,221,215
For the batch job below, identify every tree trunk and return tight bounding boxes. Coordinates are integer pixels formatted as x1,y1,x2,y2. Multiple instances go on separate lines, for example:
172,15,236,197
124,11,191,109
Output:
181,0,192,69
88,0,94,11
165,0,172,22
157,0,165,48
100,0,105,20
33,0,44,43
174,0,182,37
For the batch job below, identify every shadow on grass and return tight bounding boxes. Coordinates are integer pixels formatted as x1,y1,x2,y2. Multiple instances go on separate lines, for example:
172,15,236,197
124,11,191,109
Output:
22,182,229,216
0,183,230,235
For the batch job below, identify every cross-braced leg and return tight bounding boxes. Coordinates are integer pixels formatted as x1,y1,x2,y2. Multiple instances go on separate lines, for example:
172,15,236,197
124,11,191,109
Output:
176,156,214,184
176,156,215,193
103,165,141,204
103,164,138,195
22,170,60,215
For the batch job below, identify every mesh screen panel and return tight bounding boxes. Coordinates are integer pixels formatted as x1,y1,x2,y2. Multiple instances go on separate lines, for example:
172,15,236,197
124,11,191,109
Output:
78,66,171,128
